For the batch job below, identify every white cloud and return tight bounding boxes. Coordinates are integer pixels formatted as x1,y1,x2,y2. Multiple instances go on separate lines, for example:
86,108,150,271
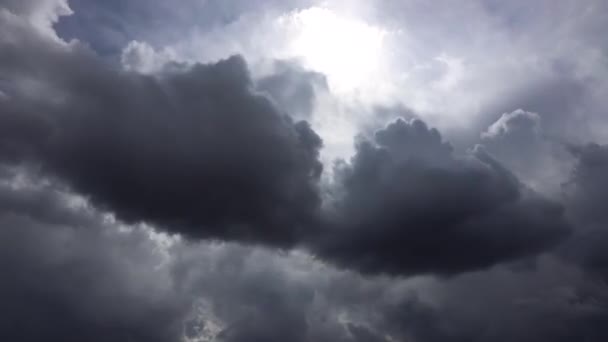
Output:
121,40,177,73
1,0,72,37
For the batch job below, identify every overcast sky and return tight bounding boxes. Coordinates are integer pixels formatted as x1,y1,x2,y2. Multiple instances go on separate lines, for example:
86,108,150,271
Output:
2,1,608,341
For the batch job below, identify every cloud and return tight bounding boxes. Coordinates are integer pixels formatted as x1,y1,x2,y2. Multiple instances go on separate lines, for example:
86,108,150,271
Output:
0,0,584,279
54,0,310,55
0,167,401,342
559,143,608,277
385,256,608,342
120,40,177,73
256,59,329,120
0,8,325,247
0,222,185,342
1,59,323,248
0,149,592,342
171,235,411,342
0,169,605,342
0,166,414,342
4,2,608,341
0,169,189,342
317,118,570,276
564,143,608,226
481,109,573,194
0,0,72,37
0,0,608,342
483,109,542,140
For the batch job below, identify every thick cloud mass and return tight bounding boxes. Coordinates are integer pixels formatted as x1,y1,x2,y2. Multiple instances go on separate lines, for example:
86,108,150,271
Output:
565,143,608,226
0,166,388,342
1,166,606,342
0,0,584,276
0,9,323,246
43,56,323,246
560,143,608,274
1,173,605,342
5,1,608,341
0,169,189,342
319,119,570,275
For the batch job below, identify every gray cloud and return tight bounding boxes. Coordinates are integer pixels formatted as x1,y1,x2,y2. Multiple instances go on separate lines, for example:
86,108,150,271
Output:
0,170,189,342
4,1,608,341
0,221,186,342
317,118,570,276
3,1,574,279
559,143,608,277
256,60,329,120
386,257,608,342
0,8,324,247
0,167,394,342
54,0,310,55
564,143,608,226
481,109,574,194
0,0,71,30
0,172,606,342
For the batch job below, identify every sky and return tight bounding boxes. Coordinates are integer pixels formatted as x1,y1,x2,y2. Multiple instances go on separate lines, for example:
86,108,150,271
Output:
1,0,608,341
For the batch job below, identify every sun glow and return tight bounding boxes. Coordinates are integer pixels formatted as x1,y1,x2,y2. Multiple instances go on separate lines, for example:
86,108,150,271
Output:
280,7,387,93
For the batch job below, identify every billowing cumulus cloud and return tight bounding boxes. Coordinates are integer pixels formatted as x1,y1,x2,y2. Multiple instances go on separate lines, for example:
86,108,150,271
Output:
3,0,608,341
3,0,574,277
318,118,570,275
0,7,323,247
481,109,574,194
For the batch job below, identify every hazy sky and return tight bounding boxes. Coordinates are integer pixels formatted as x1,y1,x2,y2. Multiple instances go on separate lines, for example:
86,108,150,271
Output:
2,1,608,341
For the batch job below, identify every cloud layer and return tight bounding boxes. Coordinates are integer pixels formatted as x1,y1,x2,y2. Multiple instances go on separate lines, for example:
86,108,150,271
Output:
319,118,570,275
3,1,608,341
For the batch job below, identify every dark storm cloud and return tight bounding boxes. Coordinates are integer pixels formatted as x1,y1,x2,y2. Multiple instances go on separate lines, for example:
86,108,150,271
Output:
0,167,396,342
256,60,329,120
1,1,579,279
2,185,601,342
380,259,608,342
5,1,608,342
564,143,608,226
43,55,323,247
0,223,185,342
0,172,190,342
559,143,608,276
179,248,608,342
3,167,601,342
317,118,570,276
0,7,323,247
